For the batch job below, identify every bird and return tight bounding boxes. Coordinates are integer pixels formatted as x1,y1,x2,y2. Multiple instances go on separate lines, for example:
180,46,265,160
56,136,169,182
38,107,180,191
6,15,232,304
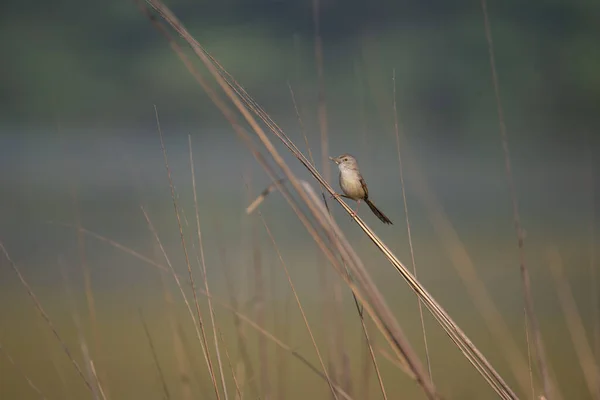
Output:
329,153,393,224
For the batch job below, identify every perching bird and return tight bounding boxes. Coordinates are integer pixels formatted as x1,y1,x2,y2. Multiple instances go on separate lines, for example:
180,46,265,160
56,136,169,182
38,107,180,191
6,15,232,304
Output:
329,154,392,225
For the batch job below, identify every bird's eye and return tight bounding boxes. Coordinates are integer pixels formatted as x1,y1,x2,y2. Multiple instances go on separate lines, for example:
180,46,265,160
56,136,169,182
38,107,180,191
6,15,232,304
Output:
343,158,347,161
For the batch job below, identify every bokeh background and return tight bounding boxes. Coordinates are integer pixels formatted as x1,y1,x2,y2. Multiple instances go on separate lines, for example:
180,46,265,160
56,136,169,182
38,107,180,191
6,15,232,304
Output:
1,0,598,399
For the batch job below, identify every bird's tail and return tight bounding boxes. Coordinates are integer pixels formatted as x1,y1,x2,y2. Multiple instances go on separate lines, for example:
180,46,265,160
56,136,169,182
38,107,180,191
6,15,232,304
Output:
365,199,393,225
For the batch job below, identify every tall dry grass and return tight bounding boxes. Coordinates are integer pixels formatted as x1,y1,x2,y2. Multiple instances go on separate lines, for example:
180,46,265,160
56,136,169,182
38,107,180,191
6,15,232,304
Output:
0,1,597,400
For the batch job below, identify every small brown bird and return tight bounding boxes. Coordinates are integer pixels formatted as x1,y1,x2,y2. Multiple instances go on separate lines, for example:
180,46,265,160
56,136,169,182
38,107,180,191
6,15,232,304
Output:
330,154,393,225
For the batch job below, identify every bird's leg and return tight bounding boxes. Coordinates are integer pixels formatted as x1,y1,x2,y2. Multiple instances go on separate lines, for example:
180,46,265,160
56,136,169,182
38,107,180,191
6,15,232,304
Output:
350,199,361,218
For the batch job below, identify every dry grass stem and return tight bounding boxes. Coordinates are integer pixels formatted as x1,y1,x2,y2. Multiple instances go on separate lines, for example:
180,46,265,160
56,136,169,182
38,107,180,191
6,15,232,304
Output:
141,207,219,398
58,116,107,396
586,135,599,364
189,135,229,400
0,341,48,400
216,225,260,397
50,218,410,400
58,259,107,400
245,178,287,215
377,346,418,381
392,68,432,381
546,248,600,399
353,295,388,400
259,212,341,400
395,137,538,397
0,241,94,393
139,308,171,400
480,1,554,398
217,327,243,400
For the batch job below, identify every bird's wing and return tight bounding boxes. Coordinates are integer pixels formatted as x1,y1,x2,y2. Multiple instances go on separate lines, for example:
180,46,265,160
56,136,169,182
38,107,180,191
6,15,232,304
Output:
359,175,369,199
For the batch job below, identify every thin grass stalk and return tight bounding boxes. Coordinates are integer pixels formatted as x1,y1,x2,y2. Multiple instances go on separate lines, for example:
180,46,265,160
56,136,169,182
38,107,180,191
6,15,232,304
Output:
288,83,315,169
312,0,330,185
138,5,343,397
312,0,348,392
53,219,385,400
214,299,354,400
216,327,242,399
276,290,293,400
480,1,553,398
158,267,195,400
51,222,170,273
141,207,219,398
393,133,539,397
323,36,529,398
377,346,418,381
268,228,282,399
55,213,412,400
0,242,94,393
360,318,374,400
0,341,48,400
88,354,106,400
358,41,533,397
48,344,71,399
79,340,101,400
152,215,361,400
189,135,229,400
354,60,380,400
292,52,386,400
316,255,339,397
69,166,106,398
57,121,108,398
139,308,171,400
58,259,106,400
298,182,439,398
352,294,388,400
289,82,344,393
155,111,222,399
246,178,270,400
524,309,535,400
255,86,396,398
546,249,600,398
216,224,260,397
392,68,432,381
258,212,341,400
586,134,599,365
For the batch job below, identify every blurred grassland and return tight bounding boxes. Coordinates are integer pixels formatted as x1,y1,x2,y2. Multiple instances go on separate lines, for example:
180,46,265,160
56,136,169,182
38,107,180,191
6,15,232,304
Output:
0,191,596,399
1,1,599,397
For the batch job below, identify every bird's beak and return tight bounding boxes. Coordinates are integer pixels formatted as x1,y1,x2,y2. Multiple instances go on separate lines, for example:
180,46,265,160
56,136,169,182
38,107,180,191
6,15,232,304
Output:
329,156,340,164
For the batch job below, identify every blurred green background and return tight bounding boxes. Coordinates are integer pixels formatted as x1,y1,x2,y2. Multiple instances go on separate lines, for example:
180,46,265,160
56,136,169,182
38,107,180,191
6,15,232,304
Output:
0,0,598,399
